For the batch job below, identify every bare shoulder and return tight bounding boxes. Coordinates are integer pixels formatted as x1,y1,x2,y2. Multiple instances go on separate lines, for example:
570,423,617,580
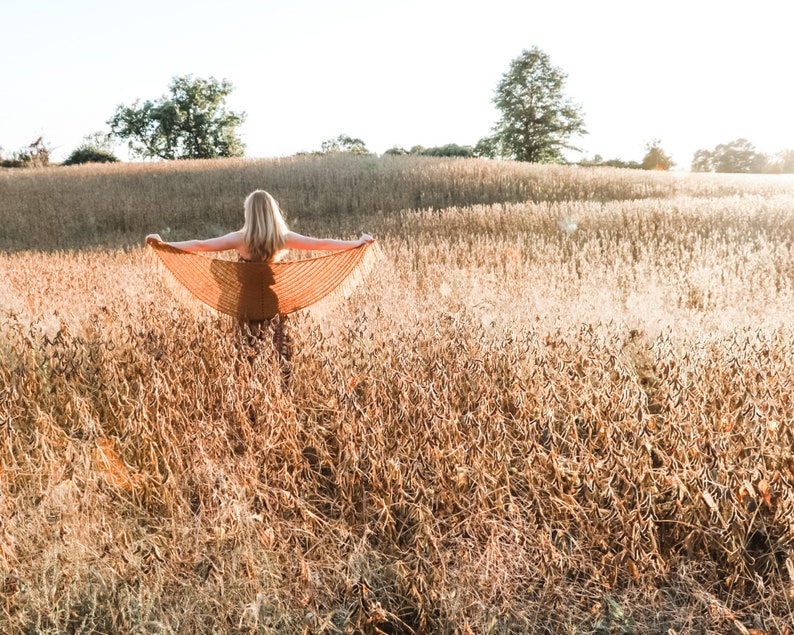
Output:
210,229,245,249
219,230,248,255
283,231,311,249
201,230,246,253
225,229,246,245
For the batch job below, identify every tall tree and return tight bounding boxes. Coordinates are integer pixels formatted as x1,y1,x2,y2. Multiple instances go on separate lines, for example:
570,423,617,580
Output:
484,47,586,163
712,138,766,173
108,76,246,160
641,139,675,170
319,134,369,155
691,139,770,173
691,149,714,172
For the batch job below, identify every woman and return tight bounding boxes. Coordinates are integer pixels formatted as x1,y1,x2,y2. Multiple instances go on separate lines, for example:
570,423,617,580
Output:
146,189,373,260
146,189,374,383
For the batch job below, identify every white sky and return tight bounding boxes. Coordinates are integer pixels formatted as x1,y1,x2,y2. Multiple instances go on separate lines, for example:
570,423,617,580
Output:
2,0,793,168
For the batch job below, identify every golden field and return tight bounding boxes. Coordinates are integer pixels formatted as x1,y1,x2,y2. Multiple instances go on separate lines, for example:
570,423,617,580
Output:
2,156,794,633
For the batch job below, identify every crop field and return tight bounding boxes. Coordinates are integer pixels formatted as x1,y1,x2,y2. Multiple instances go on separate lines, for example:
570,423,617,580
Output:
2,155,794,633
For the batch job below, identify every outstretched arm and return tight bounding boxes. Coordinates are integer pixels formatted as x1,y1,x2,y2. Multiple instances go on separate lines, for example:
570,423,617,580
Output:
145,231,244,253
284,232,374,251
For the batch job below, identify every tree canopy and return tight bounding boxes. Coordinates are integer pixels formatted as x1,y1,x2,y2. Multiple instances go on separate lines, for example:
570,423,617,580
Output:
108,76,246,160
62,146,119,166
319,134,370,155
63,132,119,166
641,139,675,170
691,138,769,173
384,143,475,158
481,47,587,163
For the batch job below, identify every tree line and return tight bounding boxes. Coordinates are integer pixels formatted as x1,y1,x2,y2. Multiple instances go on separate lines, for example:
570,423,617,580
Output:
691,139,794,174
3,48,791,173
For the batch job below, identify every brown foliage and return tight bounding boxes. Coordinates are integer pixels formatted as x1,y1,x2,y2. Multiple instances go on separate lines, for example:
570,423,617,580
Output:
2,162,794,632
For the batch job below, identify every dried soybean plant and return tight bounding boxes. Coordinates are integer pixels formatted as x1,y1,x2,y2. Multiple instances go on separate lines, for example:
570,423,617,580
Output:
1,164,794,633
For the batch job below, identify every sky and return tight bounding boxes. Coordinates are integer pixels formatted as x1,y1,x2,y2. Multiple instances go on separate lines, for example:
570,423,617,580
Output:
2,0,793,168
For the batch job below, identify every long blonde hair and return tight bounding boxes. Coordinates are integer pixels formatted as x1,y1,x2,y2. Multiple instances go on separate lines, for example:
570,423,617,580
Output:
242,190,289,261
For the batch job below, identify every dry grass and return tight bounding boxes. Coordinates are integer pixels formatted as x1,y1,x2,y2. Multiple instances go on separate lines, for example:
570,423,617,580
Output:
2,158,794,633
4,153,790,252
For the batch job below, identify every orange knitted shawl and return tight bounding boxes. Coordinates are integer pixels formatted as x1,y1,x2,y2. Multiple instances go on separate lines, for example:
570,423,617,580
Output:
146,237,381,320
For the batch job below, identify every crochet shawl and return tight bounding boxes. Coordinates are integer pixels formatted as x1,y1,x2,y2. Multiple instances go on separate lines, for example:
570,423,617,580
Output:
146,237,381,320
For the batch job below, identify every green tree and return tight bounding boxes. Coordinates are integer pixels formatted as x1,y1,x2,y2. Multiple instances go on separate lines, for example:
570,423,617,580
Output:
473,136,500,159
712,138,767,173
414,144,475,157
63,131,119,166
579,155,641,169
484,47,586,163
108,76,246,160
691,149,714,172
641,139,674,170
391,143,475,158
320,134,369,155
63,146,119,166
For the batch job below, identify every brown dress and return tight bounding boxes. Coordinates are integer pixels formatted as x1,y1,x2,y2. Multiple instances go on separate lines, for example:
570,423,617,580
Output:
238,254,292,383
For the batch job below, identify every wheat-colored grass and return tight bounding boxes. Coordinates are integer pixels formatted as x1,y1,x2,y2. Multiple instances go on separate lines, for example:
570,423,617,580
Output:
3,153,791,252
2,158,794,633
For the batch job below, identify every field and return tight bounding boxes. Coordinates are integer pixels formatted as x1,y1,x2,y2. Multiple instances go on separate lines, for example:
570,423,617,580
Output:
2,155,794,633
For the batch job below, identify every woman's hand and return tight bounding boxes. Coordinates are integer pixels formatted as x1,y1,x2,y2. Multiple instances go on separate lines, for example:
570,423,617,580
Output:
145,233,162,244
357,233,375,245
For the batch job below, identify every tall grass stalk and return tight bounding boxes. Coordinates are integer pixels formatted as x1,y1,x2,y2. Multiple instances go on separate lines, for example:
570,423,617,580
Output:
4,154,792,251
2,158,794,632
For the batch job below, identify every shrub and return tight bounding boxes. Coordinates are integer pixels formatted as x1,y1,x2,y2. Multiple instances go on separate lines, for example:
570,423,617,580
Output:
413,143,475,158
63,145,120,166
0,137,51,168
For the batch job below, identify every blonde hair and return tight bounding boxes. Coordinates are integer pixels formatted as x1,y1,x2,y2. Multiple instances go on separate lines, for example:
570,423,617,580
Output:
242,190,289,261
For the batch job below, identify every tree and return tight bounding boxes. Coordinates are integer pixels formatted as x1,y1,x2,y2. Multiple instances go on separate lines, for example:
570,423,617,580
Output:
63,146,119,166
0,137,52,168
641,139,674,170
711,139,767,173
579,155,641,169
386,143,475,158
691,149,714,172
108,76,246,160
692,139,769,173
63,131,119,166
413,144,475,157
319,134,369,155
484,47,586,163
473,136,500,159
